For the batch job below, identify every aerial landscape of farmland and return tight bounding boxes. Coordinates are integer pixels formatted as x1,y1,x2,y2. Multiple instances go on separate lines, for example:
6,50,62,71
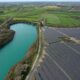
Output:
0,0,80,80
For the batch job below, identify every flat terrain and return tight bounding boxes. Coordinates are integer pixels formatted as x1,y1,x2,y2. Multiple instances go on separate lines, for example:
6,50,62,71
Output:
0,2,80,27
34,27,80,80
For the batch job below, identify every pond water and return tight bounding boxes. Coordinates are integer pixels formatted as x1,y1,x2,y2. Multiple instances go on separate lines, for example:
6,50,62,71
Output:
0,23,37,80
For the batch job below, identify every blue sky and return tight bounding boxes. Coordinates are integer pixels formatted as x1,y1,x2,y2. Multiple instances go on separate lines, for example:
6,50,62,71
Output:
0,0,80,2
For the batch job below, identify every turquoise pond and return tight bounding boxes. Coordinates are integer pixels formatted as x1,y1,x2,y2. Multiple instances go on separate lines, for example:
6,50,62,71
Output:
0,23,37,80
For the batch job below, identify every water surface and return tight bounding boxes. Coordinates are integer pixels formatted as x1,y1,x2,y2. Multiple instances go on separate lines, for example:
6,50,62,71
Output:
0,23,37,80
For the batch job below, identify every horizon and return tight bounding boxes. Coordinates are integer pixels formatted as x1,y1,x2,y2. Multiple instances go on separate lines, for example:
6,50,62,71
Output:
0,0,80,2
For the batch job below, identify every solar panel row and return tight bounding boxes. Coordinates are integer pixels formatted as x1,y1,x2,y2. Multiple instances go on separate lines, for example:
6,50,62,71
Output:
33,28,80,80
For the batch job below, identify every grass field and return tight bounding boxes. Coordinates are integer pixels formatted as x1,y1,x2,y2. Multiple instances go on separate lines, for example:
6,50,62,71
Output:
0,4,80,27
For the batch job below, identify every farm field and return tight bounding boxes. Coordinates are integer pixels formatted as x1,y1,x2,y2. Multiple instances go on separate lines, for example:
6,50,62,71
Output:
0,3,80,27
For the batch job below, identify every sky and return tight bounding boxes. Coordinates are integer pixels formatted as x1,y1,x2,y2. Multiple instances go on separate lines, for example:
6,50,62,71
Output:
0,0,80,2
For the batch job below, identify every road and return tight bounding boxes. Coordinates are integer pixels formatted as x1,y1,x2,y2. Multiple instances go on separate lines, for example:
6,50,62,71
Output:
31,27,80,80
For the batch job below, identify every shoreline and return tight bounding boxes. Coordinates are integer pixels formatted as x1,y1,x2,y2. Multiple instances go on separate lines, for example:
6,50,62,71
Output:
5,39,38,80
0,18,38,48
5,21,39,80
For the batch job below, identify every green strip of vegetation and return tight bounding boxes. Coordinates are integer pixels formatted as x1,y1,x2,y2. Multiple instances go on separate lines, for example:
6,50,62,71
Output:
0,4,80,28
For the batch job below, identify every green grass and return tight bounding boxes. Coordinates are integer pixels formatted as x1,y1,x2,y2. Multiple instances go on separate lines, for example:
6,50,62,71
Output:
0,5,80,27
